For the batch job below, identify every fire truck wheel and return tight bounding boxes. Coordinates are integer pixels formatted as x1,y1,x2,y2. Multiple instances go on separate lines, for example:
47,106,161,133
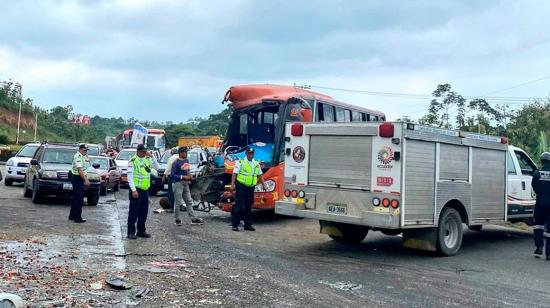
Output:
436,207,463,256
329,225,369,244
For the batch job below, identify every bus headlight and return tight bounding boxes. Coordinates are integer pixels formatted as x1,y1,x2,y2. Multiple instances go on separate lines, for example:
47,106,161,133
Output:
255,180,276,192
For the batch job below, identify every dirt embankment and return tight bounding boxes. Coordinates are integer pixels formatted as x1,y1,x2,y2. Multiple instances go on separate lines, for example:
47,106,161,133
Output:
0,107,35,129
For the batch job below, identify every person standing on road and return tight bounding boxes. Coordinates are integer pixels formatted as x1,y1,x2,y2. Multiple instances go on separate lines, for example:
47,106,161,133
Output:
533,152,550,260
127,144,161,239
171,147,204,226
163,147,179,213
230,147,266,232
69,144,90,223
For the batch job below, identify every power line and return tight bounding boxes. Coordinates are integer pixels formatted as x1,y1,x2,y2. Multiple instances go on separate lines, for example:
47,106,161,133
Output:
481,74,550,96
305,84,545,104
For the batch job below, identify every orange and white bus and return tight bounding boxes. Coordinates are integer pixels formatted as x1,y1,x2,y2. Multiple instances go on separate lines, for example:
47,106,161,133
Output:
216,84,385,211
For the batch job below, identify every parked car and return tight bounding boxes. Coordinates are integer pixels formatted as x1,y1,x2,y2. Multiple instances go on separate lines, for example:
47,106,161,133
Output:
149,151,173,196
89,155,121,195
86,143,104,156
187,147,209,175
115,149,136,187
23,143,101,205
4,143,41,186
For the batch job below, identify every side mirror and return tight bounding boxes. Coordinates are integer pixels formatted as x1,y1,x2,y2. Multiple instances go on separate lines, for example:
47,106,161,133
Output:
30,159,39,166
109,166,116,171
200,161,208,166
92,163,100,169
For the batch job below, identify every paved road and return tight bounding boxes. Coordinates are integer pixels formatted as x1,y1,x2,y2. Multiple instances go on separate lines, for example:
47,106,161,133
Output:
1,165,550,307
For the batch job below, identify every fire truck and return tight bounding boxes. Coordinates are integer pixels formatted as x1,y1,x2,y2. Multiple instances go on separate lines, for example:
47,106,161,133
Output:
275,121,536,255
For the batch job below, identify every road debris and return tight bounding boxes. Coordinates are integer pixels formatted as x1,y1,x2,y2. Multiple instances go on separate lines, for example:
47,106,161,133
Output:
133,288,151,298
318,280,363,291
137,265,168,273
106,276,133,290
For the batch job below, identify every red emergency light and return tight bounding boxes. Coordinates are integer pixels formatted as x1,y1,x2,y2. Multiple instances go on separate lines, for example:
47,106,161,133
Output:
291,123,303,136
501,137,508,144
379,122,394,138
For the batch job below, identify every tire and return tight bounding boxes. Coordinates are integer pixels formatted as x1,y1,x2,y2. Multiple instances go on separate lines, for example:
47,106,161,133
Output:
100,183,107,196
328,224,369,244
436,207,463,256
468,225,482,232
31,179,43,204
113,182,120,192
23,179,32,197
5,179,13,186
87,191,99,206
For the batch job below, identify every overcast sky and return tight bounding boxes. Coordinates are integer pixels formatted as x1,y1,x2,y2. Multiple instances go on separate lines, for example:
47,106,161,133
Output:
1,0,549,122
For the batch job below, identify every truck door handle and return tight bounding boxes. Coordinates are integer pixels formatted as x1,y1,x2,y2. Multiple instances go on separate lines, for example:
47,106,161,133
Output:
522,181,526,190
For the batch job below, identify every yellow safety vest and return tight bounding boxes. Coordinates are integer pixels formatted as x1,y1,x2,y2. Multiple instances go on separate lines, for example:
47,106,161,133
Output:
71,152,88,175
236,159,260,187
131,155,152,190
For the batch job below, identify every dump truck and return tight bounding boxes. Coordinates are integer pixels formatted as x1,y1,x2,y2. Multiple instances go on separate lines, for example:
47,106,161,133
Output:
178,136,221,149
275,121,535,256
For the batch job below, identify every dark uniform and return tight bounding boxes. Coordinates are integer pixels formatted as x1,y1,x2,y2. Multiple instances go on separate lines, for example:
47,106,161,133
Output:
231,147,264,231
69,144,89,223
533,152,550,259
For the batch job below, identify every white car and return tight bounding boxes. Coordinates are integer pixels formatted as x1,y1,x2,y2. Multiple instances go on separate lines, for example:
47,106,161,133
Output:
187,147,209,175
115,149,136,187
4,143,41,186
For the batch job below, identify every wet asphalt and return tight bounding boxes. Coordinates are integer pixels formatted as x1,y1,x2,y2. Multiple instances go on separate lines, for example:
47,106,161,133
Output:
1,165,550,307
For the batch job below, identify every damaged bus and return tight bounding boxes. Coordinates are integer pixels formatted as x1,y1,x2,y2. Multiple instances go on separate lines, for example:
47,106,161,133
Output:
192,84,385,212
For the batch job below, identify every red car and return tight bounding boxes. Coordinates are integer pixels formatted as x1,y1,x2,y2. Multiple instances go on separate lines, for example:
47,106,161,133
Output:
89,156,121,195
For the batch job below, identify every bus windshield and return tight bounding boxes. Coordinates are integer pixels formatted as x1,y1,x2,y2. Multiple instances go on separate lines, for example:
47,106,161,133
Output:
223,98,310,166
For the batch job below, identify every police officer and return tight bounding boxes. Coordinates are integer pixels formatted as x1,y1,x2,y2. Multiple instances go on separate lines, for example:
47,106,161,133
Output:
533,152,550,260
69,144,90,223
127,144,161,239
230,147,266,231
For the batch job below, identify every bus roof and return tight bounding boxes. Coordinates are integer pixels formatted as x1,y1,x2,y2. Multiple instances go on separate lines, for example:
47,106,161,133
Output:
225,84,384,116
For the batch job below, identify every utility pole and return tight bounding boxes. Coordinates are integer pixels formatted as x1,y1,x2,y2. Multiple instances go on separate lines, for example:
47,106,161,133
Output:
16,99,22,144
34,109,38,141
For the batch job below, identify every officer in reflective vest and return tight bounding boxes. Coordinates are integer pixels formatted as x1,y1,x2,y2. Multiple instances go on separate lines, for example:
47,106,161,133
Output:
230,147,266,231
127,144,160,239
69,144,90,223
533,152,550,260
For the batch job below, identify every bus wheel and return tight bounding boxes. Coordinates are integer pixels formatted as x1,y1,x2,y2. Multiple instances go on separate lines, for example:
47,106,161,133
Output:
436,207,463,256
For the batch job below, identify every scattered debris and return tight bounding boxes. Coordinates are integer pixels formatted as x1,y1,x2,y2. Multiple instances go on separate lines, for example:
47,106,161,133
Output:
153,208,165,214
106,276,133,290
137,265,168,273
90,282,103,290
133,288,151,298
254,275,261,279
148,260,188,269
318,280,363,291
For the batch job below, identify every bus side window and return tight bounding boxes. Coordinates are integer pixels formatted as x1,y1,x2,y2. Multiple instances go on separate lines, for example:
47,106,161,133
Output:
321,103,334,122
373,115,379,121
361,113,370,122
352,111,361,122
335,107,350,122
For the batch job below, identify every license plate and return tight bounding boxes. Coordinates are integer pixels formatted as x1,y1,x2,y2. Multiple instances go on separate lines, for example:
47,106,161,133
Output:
327,203,347,215
63,183,73,190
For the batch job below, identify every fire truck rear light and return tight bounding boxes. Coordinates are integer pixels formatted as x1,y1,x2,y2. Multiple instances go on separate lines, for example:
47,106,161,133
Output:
284,189,291,198
372,197,381,206
501,137,508,144
298,191,305,198
382,198,390,207
291,123,303,136
291,190,298,198
390,199,399,208
379,122,394,138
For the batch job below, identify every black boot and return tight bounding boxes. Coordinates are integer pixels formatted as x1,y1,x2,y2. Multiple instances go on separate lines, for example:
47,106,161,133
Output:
535,247,543,255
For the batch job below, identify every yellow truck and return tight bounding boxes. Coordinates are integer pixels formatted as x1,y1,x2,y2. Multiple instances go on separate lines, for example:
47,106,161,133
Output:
177,136,221,149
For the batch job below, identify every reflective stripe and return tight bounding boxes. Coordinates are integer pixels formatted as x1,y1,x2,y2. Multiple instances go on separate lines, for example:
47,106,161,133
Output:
544,232,550,238
533,225,546,230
